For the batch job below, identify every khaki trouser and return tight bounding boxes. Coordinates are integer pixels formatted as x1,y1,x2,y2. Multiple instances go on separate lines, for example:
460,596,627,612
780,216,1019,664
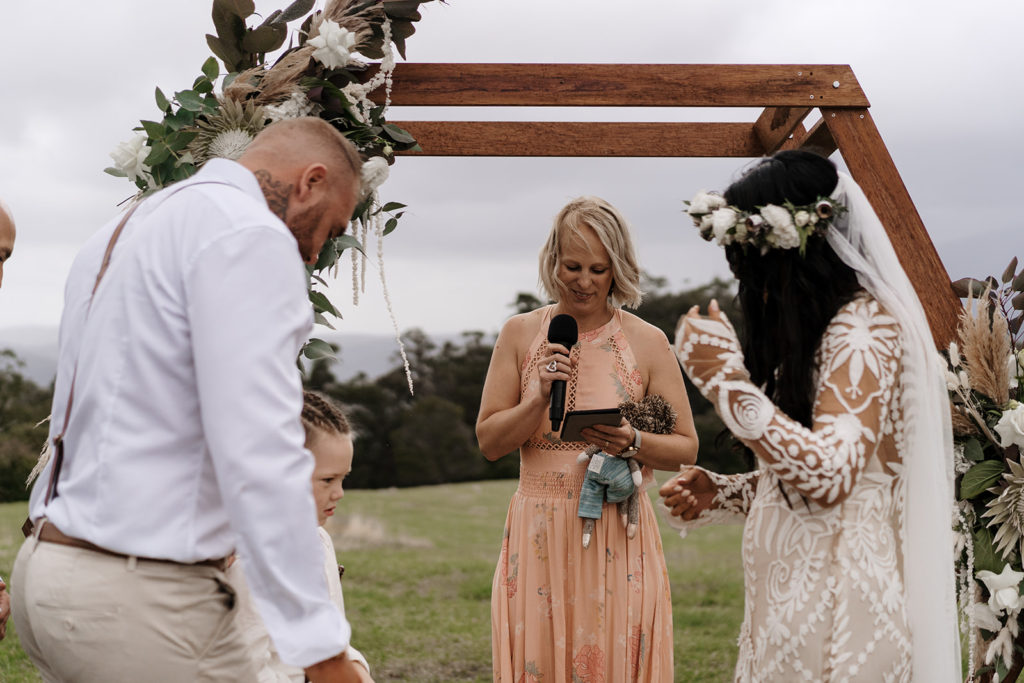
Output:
11,533,258,683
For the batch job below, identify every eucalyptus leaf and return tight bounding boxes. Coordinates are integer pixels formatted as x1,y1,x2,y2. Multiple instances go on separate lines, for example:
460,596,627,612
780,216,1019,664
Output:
193,78,214,95
176,90,205,112
140,120,165,140
964,437,985,462
1003,257,1019,284
1013,291,1024,311
1010,314,1023,336
1013,270,1024,293
382,123,416,144
974,525,1004,573
302,338,336,361
276,0,316,23
381,201,407,212
313,311,336,330
951,277,990,299
383,217,398,236
201,57,220,82
960,459,1006,499
334,234,366,255
155,87,171,113
144,143,172,167
309,291,341,318
214,0,255,19
242,24,287,54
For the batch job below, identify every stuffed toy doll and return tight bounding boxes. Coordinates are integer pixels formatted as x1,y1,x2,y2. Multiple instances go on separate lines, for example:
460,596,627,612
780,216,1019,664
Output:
577,394,678,548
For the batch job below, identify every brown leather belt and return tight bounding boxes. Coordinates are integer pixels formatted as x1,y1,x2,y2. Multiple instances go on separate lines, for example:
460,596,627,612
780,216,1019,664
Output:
37,523,229,571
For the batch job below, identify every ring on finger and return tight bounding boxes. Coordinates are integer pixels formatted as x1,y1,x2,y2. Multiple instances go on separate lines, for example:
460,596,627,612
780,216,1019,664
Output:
546,361,558,373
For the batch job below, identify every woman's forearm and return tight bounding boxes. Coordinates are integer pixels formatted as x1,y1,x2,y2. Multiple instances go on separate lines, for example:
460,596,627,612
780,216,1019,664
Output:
634,431,699,471
476,392,548,460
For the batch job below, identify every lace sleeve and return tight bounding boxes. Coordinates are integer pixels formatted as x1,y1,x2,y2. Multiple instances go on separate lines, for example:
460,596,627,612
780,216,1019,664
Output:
658,468,760,536
677,297,901,507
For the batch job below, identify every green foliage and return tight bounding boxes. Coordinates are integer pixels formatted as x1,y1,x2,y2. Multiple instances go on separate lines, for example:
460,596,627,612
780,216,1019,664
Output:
308,276,753,489
961,459,1006,499
0,351,53,503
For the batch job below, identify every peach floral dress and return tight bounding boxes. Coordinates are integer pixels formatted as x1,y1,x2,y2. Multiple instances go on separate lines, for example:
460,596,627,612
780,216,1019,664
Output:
491,306,673,683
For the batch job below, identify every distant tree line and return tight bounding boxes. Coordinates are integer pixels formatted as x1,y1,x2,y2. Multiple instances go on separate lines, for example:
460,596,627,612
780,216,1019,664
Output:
0,351,53,502
311,274,750,490
0,275,749,501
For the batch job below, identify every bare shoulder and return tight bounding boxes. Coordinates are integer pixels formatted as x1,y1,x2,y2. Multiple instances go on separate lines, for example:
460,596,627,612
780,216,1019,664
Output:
497,307,548,350
619,309,672,353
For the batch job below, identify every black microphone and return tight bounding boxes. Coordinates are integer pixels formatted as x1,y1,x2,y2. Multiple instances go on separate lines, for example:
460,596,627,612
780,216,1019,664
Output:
547,314,578,433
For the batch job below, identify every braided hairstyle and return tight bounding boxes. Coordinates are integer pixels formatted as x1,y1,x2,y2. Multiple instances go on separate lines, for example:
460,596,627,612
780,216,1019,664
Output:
301,390,352,447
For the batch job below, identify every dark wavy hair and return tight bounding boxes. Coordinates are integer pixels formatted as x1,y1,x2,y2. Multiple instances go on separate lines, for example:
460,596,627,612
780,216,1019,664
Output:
724,150,863,429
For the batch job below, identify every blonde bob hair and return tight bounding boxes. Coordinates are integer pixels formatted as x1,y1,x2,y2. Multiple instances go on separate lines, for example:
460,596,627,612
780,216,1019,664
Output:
537,196,643,309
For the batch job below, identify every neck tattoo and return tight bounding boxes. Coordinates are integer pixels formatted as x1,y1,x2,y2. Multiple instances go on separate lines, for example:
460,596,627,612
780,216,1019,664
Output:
253,169,293,222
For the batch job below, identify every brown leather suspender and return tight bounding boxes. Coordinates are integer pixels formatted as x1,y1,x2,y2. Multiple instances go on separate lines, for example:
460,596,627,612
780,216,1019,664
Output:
43,180,232,505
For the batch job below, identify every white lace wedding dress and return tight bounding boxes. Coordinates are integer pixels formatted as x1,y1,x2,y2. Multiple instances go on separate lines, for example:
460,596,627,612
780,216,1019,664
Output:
668,294,913,682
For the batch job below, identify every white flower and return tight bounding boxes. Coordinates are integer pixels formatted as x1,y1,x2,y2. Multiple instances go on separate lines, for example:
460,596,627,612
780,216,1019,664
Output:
308,20,357,70
264,91,321,122
360,156,390,195
761,204,795,231
699,213,713,235
977,564,1024,614
110,133,152,183
206,129,253,160
687,191,726,216
995,402,1024,449
761,219,798,248
1009,349,1023,389
971,601,1005,632
793,210,811,228
711,208,737,245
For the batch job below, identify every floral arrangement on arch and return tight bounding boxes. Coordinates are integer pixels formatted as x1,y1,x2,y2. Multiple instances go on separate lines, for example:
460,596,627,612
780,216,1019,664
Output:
106,0,439,392
948,256,1024,681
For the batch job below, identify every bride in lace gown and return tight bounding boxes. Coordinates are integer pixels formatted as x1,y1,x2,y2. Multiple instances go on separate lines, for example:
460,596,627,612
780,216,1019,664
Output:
659,151,960,682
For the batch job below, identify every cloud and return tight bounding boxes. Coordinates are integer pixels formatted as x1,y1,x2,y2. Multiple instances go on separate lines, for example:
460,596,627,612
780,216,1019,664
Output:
1,0,1020,338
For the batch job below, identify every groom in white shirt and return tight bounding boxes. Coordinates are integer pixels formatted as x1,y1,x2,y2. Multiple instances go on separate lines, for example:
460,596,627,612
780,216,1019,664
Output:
11,117,366,683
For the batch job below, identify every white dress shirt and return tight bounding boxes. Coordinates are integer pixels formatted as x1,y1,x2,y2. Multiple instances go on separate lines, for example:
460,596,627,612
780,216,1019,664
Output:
28,159,349,668
228,527,369,682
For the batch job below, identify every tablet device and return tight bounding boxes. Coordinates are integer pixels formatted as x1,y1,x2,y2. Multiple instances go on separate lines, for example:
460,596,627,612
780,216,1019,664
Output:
559,408,622,442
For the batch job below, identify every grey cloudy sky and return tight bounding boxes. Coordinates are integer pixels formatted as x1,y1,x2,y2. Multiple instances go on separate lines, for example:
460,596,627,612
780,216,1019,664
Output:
1,0,1020,346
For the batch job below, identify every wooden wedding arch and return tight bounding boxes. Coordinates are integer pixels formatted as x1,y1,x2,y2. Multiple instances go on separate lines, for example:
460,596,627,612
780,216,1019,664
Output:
372,63,960,347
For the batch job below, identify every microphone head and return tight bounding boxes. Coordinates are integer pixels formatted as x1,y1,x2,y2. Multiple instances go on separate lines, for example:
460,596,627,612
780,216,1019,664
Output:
547,314,578,348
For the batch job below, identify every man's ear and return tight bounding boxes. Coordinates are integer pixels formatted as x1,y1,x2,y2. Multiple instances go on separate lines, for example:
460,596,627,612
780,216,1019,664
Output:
296,163,329,201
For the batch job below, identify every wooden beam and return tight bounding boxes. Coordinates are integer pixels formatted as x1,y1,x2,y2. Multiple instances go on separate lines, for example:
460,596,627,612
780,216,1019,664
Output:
822,108,961,347
372,64,870,108
754,107,812,154
799,117,838,156
391,121,765,157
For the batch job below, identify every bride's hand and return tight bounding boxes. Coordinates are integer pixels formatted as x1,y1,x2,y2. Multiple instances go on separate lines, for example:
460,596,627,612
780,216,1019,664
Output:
674,299,748,398
659,466,717,520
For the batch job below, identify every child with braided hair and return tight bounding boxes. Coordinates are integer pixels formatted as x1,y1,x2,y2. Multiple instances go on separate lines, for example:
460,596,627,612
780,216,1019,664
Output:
228,391,373,683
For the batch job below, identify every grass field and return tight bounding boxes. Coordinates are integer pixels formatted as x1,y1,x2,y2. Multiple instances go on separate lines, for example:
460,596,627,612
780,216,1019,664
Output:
0,480,744,682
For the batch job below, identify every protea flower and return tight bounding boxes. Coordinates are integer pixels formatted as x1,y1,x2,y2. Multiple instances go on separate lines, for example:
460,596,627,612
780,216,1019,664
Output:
187,97,267,165
984,456,1024,560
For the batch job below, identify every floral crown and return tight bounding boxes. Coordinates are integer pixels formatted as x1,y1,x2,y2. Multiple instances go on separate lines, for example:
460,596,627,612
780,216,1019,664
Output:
685,191,846,255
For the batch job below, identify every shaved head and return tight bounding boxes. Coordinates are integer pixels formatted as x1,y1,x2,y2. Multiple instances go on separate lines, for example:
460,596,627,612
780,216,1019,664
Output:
0,201,14,289
238,117,363,264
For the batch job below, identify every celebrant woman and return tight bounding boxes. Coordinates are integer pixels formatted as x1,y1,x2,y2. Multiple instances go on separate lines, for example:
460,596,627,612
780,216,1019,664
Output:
476,196,699,682
660,150,960,681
